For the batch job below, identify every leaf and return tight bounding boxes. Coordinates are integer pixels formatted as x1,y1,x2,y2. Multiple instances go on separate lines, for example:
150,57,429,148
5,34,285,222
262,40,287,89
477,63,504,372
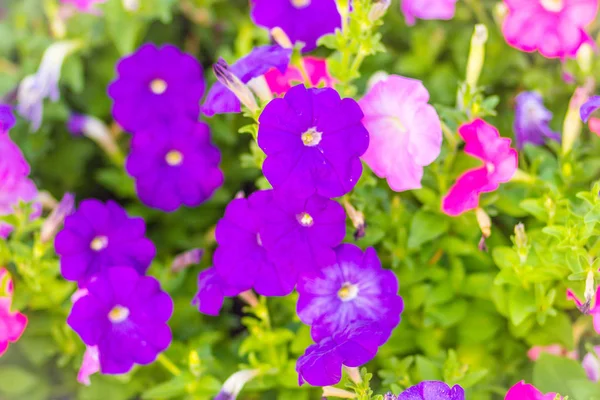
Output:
407,210,450,249
101,0,145,55
533,354,589,398
415,356,442,381
142,375,186,399
508,287,536,326
0,366,38,395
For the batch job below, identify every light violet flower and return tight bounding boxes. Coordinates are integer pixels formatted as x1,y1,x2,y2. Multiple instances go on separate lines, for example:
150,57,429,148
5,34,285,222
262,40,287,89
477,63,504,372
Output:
77,346,100,386
567,286,600,334
264,57,335,96
502,0,598,59
527,344,577,361
397,381,465,400
514,92,560,149
505,381,561,400
401,0,458,25
171,248,203,273
583,346,600,382
214,369,260,400
17,40,81,131
359,75,442,192
442,119,517,216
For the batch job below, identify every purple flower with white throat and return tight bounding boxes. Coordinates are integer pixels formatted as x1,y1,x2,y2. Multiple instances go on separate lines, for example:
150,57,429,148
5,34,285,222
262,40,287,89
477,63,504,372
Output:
297,244,403,341
108,43,205,132
397,381,465,400
258,85,369,199
54,199,156,286
514,92,560,149
125,118,223,212
67,267,173,374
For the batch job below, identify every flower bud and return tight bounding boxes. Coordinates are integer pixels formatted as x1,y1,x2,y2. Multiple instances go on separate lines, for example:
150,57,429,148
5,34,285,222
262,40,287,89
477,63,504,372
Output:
122,0,139,12
465,24,488,88
322,386,356,399
271,27,294,49
563,82,594,155
213,59,259,113
216,369,260,400
171,248,203,273
67,114,124,164
576,43,593,76
585,270,596,304
475,208,491,238
368,0,391,21
40,193,75,243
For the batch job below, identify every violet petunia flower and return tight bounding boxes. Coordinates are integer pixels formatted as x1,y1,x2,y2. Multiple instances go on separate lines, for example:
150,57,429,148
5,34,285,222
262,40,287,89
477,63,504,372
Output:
202,45,292,117
258,85,369,198
108,43,205,133
54,199,156,286
0,104,16,133
214,195,296,296
0,269,27,358
397,381,465,400
250,0,341,53
583,346,600,382
442,119,518,216
400,0,458,25
264,57,335,95
581,95,600,123
192,267,244,316
297,244,403,341
514,92,560,149
505,381,561,400
77,346,100,386
125,118,223,212
502,0,598,59
358,75,442,192
567,286,600,334
67,267,173,374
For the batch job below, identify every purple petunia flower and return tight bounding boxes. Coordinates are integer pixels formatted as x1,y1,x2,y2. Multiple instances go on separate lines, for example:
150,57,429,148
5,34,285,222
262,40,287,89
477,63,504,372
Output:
297,244,403,341
296,322,386,386
214,195,296,296
108,43,205,133
250,0,341,53
125,118,223,212
202,45,292,117
258,85,369,198
67,267,173,374
514,92,560,149
581,95,600,123
250,189,346,278
192,267,244,316
54,199,156,286
397,381,465,400
0,105,16,133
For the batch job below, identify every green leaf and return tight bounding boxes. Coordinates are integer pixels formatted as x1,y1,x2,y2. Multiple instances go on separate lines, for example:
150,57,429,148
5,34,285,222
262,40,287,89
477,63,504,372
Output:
533,354,589,398
142,376,186,399
415,356,442,381
0,366,38,396
407,210,449,249
508,288,536,326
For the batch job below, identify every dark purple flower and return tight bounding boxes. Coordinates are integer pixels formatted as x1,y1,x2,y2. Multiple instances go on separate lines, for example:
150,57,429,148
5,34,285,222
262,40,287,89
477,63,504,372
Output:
214,195,296,296
192,267,244,316
67,266,173,374
250,189,346,277
258,85,369,198
513,92,560,149
108,43,205,132
250,0,341,52
55,199,156,286
296,322,385,386
0,104,16,133
581,95,600,123
202,45,292,117
397,381,465,400
297,244,403,341
125,118,223,212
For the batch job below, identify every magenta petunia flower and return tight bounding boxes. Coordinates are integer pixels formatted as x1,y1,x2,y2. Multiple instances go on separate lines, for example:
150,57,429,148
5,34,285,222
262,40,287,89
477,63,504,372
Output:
359,75,442,192
397,381,465,400
202,45,292,117
567,286,600,334
442,119,518,216
67,267,173,374
61,0,106,13
296,322,386,386
264,57,335,96
125,118,223,212
77,346,100,386
505,381,561,400
251,189,346,279
250,0,341,53
258,85,369,198
400,0,458,25
108,43,205,132
514,92,560,149
54,199,156,286
297,244,403,341
0,269,27,358
214,195,296,296
502,0,598,59
192,267,244,316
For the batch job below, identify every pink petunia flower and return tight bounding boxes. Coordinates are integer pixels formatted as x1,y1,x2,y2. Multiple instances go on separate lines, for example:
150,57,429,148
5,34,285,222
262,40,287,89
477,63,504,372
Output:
589,117,600,136
264,57,335,96
400,0,458,25
77,346,100,385
583,346,600,382
60,0,106,13
505,381,561,399
442,119,517,216
358,75,442,192
0,269,27,358
567,286,600,334
502,0,598,59
527,344,577,361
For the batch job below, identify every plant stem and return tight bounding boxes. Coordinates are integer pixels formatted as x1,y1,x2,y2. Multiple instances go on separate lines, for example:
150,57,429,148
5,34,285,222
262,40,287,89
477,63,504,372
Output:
157,353,182,376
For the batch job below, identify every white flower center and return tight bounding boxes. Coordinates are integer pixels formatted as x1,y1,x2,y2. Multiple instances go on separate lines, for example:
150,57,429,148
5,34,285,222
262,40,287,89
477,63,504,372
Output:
256,233,263,246
165,150,183,166
337,282,359,301
108,305,130,323
301,127,322,147
291,0,311,8
150,78,168,95
90,235,108,251
540,0,563,12
486,162,495,174
297,212,314,227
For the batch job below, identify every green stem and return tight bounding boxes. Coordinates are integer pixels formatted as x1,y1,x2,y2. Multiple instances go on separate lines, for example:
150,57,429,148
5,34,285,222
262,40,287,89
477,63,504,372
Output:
157,353,182,376
441,122,458,149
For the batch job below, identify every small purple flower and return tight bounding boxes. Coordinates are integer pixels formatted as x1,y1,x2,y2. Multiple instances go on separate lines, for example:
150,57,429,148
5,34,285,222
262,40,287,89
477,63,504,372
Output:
125,118,223,212
67,267,173,374
250,189,346,276
397,381,465,400
514,92,560,149
296,322,385,386
202,45,292,117
250,0,341,53
258,85,369,198
192,267,244,316
214,195,296,296
0,105,16,133
581,95,600,123
297,244,403,341
55,199,156,286
108,43,205,132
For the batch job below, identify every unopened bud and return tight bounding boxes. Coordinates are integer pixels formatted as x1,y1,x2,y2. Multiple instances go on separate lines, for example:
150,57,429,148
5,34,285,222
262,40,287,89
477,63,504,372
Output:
247,75,274,103
122,0,139,12
475,208,491,238
67,114,123,164
322,386,356,399
493,2,508,22
563,81,594,155
585,270,596,304
465,24,488,88
238,290,259,308
213,59,259,113
577,43,593,75
368,0,391,21
40,193,75,243
344,366,362,384
342,199,366,240
271,27,293,49
216,369,260,400
384,393,398,400
171,248,203,273
514,223,527,248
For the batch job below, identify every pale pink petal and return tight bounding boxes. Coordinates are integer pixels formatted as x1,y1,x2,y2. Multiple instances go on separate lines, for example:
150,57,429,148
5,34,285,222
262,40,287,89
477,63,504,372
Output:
77,346,100,386
582,346,600,382
567,288,583,307
563,0,599,26
400,0,458,25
